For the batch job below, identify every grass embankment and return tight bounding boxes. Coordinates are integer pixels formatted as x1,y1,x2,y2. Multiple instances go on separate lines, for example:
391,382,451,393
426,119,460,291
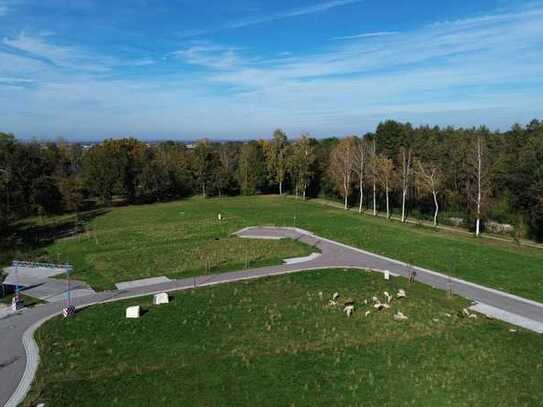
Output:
43,196,543,302
25,270,543,406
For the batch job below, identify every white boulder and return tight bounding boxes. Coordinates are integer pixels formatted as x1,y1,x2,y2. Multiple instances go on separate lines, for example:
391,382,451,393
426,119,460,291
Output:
394,311,408,321
374,302,390,311
126,305,141,319
153,292,169,305
384,291,392,304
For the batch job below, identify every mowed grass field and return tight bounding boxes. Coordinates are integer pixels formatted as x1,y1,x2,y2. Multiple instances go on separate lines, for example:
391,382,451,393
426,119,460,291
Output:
25,270,543,407
45,196,543,301
46,197,316,290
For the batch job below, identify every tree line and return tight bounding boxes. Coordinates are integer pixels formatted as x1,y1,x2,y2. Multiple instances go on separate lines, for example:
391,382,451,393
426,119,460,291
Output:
1,119,543,241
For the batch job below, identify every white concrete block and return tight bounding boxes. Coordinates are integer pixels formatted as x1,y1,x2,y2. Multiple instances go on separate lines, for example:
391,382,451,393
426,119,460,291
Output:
153,292,169,305
384,270,390,280
126,305,141,319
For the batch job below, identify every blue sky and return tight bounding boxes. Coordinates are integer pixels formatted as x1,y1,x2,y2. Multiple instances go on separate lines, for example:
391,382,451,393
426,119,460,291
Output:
0,0,542,140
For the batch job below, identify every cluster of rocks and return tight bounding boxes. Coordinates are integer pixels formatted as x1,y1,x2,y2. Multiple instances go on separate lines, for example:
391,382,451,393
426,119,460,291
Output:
326,288,409,322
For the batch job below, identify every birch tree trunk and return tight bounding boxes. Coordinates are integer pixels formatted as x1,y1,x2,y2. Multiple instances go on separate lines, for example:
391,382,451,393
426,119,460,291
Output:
358,179,363,213
279,181,282,196
476,136,482,237
400,148,412,223
373,179,376,216
401,189,407,222
432,190,439,227
372,138,377,216
344,179,348,210
385,181,390,219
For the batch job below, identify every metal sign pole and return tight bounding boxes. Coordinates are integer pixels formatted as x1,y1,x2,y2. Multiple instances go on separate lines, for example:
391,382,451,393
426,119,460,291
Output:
63,265,75,318
15,262,19,300
11,261,23,311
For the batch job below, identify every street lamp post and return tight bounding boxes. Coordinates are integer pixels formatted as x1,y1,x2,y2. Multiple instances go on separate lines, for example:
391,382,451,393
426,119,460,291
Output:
63,264,76,317
11,261,24,311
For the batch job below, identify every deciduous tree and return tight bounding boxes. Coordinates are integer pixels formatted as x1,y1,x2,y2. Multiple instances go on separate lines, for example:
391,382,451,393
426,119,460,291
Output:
353,135,370,213
415,160,443,227
239,143,259,195
288,134,316,200
376,155,394,219
263,129,289,195
399,146,413,223
328,136,356,209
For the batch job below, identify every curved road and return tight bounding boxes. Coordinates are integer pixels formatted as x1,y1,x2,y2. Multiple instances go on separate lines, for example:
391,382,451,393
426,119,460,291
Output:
1,226,543,406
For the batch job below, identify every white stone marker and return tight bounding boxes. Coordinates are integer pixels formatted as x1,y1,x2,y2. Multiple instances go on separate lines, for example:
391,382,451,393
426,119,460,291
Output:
384,270,390,280
126,305,141,319
153,292,169,305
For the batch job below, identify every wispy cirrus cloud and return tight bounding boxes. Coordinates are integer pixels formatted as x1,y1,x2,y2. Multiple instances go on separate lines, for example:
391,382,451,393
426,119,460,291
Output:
0,76,35,88
0,0,8,16
173,3,543,134
332,31,398,40
178,0,362,38
206,5,543,87
173,43,250,70
2,32,115,72
228,0,362,27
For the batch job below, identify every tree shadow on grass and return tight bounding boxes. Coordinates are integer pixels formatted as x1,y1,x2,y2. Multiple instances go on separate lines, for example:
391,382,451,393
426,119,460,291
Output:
0,208,110,272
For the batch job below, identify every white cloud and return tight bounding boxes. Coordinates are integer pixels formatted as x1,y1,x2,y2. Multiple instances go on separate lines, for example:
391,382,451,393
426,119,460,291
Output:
161,3,543,135
332,31,398,40
179,0,362,38
2,32,115,72
173,43,250,70
206,5,543,91
228,0,362,28
127,58,155,67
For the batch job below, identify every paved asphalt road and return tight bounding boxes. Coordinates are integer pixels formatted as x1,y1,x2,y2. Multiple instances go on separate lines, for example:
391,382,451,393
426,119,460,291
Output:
1,226,543,406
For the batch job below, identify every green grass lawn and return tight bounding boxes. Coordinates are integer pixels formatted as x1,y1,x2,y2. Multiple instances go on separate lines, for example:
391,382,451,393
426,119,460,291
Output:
25,270,543,407
41,196,543,302
43,197,316,290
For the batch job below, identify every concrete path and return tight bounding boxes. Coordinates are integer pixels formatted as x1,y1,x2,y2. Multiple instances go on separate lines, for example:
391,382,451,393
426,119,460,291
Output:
115,276,171,290
1,226,543,407
2,265,96,303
